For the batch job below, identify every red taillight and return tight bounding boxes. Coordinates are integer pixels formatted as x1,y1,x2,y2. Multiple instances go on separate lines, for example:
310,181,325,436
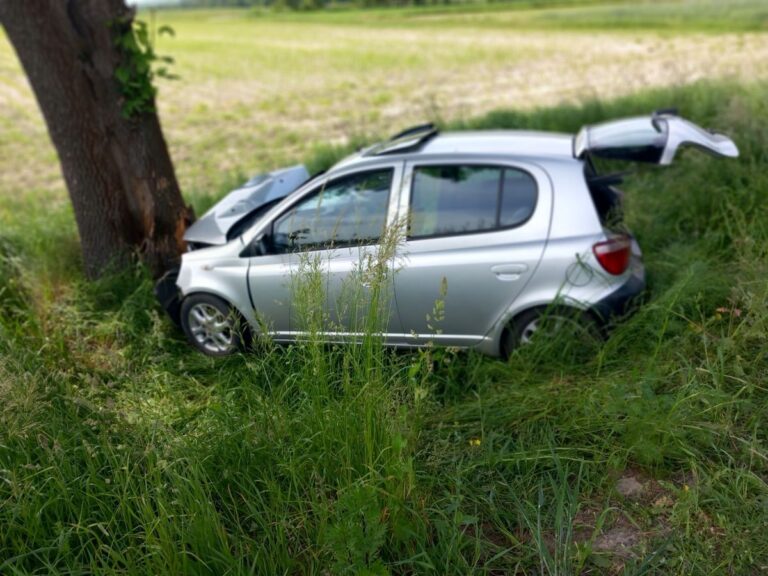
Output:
593,235,631,275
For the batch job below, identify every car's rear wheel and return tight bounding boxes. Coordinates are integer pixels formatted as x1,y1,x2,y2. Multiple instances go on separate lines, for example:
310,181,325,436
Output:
501,306,600,358
180,293,249,356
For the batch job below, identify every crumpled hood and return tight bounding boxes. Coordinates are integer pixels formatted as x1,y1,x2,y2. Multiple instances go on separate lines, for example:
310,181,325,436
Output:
184,164,309,246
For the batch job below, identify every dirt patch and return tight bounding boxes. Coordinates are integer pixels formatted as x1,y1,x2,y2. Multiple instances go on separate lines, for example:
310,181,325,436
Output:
592,520,642,558
616,475,645,499
568,466,688,570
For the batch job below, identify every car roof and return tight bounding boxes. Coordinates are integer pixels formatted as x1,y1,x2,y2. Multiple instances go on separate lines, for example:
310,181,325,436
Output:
331,130,576,172
421,131,574,158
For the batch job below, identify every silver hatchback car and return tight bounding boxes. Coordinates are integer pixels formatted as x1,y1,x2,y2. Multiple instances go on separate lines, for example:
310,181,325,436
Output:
156,112,737,357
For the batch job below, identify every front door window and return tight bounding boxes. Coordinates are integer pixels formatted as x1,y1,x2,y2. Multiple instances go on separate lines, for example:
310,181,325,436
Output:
272,169,393,252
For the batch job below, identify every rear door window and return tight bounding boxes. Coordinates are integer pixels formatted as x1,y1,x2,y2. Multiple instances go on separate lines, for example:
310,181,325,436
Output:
409,164,537,239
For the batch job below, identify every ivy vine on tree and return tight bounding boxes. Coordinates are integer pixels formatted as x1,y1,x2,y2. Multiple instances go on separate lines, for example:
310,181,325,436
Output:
113,17,178,118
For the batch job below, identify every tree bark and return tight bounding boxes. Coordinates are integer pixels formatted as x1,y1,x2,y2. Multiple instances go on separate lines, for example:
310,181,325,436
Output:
0,0,193,279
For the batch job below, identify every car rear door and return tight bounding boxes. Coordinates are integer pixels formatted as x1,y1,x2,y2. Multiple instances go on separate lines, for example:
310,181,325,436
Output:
391,158,552,347
574,112,739,166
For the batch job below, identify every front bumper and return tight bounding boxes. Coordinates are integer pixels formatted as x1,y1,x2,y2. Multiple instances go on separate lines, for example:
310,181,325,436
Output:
154,268,182,327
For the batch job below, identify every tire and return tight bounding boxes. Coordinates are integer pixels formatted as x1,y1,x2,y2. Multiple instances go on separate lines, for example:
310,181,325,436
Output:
501,306,600,359
180,293,250,357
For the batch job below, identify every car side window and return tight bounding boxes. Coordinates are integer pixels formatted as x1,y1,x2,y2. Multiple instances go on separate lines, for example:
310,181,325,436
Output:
499,168,538,228
409,164,537,239
272,168,393,253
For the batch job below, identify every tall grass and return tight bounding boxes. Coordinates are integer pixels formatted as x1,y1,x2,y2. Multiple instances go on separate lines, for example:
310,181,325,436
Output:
1,80,767,573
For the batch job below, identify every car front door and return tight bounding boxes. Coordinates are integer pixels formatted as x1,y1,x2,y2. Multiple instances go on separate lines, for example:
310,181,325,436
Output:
391,159,552,347
245,164,403,340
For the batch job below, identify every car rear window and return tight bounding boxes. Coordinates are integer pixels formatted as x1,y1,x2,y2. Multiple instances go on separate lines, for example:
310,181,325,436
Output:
409,165,537,239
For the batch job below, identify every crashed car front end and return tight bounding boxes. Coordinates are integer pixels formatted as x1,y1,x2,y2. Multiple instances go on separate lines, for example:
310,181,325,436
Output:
154,164,311,324
185,164,310,250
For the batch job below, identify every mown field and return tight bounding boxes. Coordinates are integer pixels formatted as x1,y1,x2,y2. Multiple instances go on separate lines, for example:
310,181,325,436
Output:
1,1,768,574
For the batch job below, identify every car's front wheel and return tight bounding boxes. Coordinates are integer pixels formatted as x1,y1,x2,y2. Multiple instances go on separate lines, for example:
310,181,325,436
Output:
180,293,249,356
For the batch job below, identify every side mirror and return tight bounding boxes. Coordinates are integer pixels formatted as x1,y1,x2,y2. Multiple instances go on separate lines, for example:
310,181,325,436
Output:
240,231,273,258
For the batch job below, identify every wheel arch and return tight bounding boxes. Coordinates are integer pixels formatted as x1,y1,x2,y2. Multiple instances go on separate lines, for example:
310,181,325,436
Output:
498,302,601,357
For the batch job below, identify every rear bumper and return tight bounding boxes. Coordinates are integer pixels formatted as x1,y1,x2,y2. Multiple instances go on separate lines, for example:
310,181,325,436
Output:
591,268,646,323
154,268,182,327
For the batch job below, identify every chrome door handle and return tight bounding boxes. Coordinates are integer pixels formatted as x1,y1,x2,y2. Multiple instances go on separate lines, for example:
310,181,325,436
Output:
491,263,528,281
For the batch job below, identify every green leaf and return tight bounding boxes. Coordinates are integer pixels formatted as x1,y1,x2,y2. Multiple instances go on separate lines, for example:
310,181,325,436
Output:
459,514,478,526
134,21,150,48
114,67,130,83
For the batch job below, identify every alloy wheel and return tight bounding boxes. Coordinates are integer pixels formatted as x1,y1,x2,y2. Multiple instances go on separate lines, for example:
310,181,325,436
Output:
187,302,235,354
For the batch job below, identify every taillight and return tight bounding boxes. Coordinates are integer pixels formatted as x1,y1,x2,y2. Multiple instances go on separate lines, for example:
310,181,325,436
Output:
593,235,631,275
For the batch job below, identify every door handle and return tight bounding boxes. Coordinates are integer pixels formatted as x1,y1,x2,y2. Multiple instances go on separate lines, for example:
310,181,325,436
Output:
491,263,529,281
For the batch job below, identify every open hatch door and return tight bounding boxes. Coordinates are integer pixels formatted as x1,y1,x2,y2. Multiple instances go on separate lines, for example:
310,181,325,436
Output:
574,111,739,166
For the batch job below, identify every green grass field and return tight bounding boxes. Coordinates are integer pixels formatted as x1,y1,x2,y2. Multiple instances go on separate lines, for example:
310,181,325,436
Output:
266,0,768,32
2,2,768,203
1,1,768,573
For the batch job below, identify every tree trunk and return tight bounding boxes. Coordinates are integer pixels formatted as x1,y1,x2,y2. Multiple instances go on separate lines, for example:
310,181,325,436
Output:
0,0,193,279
